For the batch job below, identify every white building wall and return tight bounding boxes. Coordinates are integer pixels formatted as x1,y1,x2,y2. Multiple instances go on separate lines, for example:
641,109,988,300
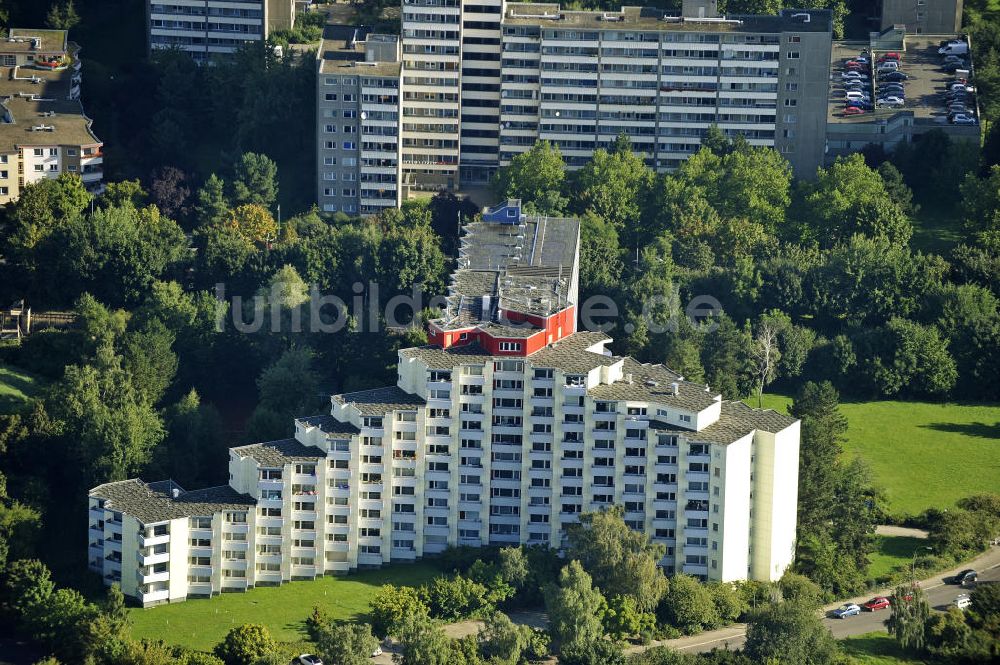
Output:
750,421,800,581
716,434,752,582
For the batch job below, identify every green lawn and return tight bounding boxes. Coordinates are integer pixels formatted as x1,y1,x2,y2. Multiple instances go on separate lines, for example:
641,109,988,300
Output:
0,363,45,414
129,562,441,652
868,535,928,581
909,202,965,256
842,632,930,664
750,394,1000,516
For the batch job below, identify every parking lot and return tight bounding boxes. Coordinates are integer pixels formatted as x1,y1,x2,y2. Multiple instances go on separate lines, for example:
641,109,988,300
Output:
828,36,977,125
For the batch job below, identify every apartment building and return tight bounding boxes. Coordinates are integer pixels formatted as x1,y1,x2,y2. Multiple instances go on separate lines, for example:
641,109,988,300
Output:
146,0,295,61
496,2,832,178
317,28,403,215
318,2,833,207
89,200,800,606
880,0,963,35
0,29,103,205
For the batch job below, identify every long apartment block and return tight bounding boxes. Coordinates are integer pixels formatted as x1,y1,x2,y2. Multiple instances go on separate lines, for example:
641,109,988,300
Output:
147,0,295,61
89,200,800,606
316,1,832,210
0,29,103,204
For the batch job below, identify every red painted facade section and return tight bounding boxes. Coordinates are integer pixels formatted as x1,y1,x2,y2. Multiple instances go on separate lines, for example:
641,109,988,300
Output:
429,305,577,357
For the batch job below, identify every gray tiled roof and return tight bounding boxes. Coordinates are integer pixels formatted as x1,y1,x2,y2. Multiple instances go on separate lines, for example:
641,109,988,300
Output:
721,401,798,433
588,358,719,412
231,438,327,467
333,386,426,415
297,414,360,435
648,400,799,445
399,330,613,372
89,479,254,525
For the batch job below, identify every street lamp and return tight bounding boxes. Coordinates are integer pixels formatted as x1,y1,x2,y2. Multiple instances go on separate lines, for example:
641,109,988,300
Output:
911,545,933,580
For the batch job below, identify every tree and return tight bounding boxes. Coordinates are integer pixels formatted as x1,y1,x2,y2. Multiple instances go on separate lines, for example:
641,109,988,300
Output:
604,594,656,640
491,140,568,215
2,174,90,275
870,318,958,397
369,584,430,637
397,616,453,665
477,611,541,664
25,587,97,662
657,574,719,633
45,0,80,30
789,381,847,541
748,319,780,407
155,389,227,489
122,318,178,406
799,154,912,248
0,470,41,567
214,624,279,665
544,561,608,654
316,622,379,665
700,314,750,400
572,140,655,239
885,584,931,652
231,152,279,208
102,180,148,209
708,583,747,625
422,575,492,621
149,166,192,221
744,601,841,665
2,558,53,619
194,174,230,228
45,343,165,488
227,203,278,245
564,506,667,612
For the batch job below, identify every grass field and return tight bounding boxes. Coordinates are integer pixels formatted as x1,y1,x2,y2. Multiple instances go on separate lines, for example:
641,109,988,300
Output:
750,394,1000,516
129,562,441,652
910,202,965,256
0,363,45,415
842,632,930,664
868,535,928,580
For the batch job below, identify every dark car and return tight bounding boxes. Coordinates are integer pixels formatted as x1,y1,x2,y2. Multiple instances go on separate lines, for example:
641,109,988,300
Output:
953,569,978,585
880,71,909,82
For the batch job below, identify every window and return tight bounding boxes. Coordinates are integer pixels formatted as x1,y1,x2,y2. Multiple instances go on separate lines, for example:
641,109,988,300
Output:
34,165,44,172
48,164,59,171
325,77,339,85
787,51,800,59
787,35,800,43
49,148,58,156
342,141,356,150
499,342,521,352
784,98,797,107
33,148,43,156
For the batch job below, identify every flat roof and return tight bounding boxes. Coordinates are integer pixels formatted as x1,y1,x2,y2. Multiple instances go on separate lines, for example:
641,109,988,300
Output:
828,36,975,126
504,5,831,34
3,29,68,55
0,63,101,153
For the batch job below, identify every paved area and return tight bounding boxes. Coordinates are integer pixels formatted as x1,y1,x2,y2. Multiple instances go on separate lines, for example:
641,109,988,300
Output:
876,525,930,539
828,36,972,125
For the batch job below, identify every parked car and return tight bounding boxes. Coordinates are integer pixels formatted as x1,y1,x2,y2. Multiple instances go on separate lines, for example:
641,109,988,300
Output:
880,52,901,61
939,42,970,56
846,101,873,111
294,656,324,665
950,113,978,124
845,59,866,67
372,646,384,657
831,603,862,619
953,569,979,585
879,84,905,93
843,106,868,115
863,597,892,611
877,61,900,72
949,104,971,114
844,80,867,89
943,62,967,73
842,71,868,80
845,90,871,101
877,96,905,107
955,594,972,610
880,71,909,82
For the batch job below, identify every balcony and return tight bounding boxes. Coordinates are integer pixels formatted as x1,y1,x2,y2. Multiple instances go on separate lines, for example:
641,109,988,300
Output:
138,531,169,547
139,588,170,604
137,569,170,584
138,550,170,566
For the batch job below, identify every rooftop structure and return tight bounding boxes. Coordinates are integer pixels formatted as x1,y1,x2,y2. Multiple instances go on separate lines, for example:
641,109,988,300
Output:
0,29,103,204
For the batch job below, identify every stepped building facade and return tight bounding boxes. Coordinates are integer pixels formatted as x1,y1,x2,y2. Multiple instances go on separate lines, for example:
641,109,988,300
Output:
89,200,800,606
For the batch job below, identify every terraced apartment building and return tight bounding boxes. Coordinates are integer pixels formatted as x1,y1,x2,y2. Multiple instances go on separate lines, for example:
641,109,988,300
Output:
146,0,295,61
0,29,103,204
88,200,800,606
317,1,833,210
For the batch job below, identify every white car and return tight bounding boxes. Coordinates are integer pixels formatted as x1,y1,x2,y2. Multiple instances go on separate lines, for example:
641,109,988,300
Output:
845,90,871,101
876,61,899,72
951,113,978,125
878,96,905,107
842,71,868,80
295,656,323,665
955,594,972,610
372,646,383,657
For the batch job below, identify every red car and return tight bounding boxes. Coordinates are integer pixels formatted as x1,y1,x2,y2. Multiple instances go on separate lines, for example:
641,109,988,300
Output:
863,596,891,611
843,106,867,115
879,52,901,62
845,60,865,68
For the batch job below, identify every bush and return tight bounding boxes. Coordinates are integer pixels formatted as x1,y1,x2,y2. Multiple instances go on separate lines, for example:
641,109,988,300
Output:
213,624,278,665
368,584,429,638
422,575,492,621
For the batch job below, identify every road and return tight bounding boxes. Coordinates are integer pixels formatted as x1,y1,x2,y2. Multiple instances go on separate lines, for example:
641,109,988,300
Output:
659,545,1000,654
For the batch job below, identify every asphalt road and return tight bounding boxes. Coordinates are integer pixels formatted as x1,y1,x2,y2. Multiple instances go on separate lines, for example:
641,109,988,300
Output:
665,546,1000,654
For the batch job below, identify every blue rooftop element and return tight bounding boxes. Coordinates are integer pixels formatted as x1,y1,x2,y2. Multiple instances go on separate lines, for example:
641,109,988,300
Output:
483,199,522,224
